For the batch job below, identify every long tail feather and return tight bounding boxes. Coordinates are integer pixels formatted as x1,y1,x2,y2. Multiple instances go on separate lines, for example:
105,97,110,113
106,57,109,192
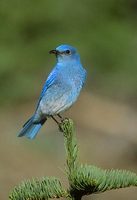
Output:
18,116,45,139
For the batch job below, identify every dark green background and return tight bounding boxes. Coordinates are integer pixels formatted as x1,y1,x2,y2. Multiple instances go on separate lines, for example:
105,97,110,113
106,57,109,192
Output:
0,0,137,105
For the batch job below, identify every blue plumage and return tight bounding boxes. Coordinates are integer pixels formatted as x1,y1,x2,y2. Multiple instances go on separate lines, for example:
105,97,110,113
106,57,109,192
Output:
18,44,86,139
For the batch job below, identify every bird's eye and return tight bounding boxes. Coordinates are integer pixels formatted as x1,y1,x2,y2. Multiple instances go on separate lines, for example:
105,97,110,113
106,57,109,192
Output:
65,50,71,54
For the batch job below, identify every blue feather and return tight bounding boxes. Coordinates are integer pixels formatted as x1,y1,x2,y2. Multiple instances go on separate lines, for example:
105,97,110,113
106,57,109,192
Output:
35,68,57,109
18,117,42,139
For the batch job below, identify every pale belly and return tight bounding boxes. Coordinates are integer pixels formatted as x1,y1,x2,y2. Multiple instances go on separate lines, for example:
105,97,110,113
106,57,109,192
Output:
39,93,73,115
39,85,81,116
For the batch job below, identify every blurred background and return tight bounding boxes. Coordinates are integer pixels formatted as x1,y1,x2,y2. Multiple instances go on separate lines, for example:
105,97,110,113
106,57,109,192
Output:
0,0,137,199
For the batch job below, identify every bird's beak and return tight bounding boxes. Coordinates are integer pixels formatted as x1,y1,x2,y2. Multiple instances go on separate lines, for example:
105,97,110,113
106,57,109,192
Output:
49,49,59,55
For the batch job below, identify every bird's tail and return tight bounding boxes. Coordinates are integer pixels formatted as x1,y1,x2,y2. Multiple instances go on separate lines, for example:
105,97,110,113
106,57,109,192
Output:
18,116,46,139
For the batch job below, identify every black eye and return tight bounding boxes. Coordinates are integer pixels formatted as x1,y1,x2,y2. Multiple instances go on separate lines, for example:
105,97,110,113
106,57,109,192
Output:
65,50,71,54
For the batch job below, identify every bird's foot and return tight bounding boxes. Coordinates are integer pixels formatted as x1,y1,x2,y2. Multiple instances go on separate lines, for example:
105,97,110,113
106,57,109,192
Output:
58,115,70,132
51,115,69,132
58,118,71,133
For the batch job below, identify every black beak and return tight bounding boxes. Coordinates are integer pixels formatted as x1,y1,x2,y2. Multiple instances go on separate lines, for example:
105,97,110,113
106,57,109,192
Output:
49,49,59,55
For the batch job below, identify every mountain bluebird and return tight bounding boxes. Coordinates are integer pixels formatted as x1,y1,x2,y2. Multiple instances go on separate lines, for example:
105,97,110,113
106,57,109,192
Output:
18,44,86,139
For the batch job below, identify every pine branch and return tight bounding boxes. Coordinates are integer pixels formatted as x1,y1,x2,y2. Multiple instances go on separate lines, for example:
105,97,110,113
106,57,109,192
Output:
9,177,68,200
60,119,78,174
70,164,137,196
60,119,137,200
9,118,137,200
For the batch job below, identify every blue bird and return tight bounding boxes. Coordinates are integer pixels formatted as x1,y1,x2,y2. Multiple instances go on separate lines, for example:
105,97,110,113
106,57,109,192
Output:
18,44,86,139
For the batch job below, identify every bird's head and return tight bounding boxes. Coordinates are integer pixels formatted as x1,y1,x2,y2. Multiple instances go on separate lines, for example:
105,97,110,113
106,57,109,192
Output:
49,44,80,63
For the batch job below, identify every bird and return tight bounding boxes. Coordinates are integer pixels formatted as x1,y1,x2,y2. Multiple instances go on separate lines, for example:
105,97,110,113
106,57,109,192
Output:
18,44,87,139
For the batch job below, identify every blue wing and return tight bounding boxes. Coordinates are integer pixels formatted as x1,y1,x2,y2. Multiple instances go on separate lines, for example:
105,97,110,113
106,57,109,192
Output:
36,67,57,109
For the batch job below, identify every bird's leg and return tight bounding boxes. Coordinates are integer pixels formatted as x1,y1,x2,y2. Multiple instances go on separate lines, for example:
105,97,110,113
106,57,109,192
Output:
57,114,64,122
51,115,64,132
51,116,60,125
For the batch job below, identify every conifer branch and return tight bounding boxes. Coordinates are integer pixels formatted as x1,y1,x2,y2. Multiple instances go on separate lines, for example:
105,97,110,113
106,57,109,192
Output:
9,118,137,200
70,164,137,196
60,119,78,174
60,119,137,200
9,177,68,200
